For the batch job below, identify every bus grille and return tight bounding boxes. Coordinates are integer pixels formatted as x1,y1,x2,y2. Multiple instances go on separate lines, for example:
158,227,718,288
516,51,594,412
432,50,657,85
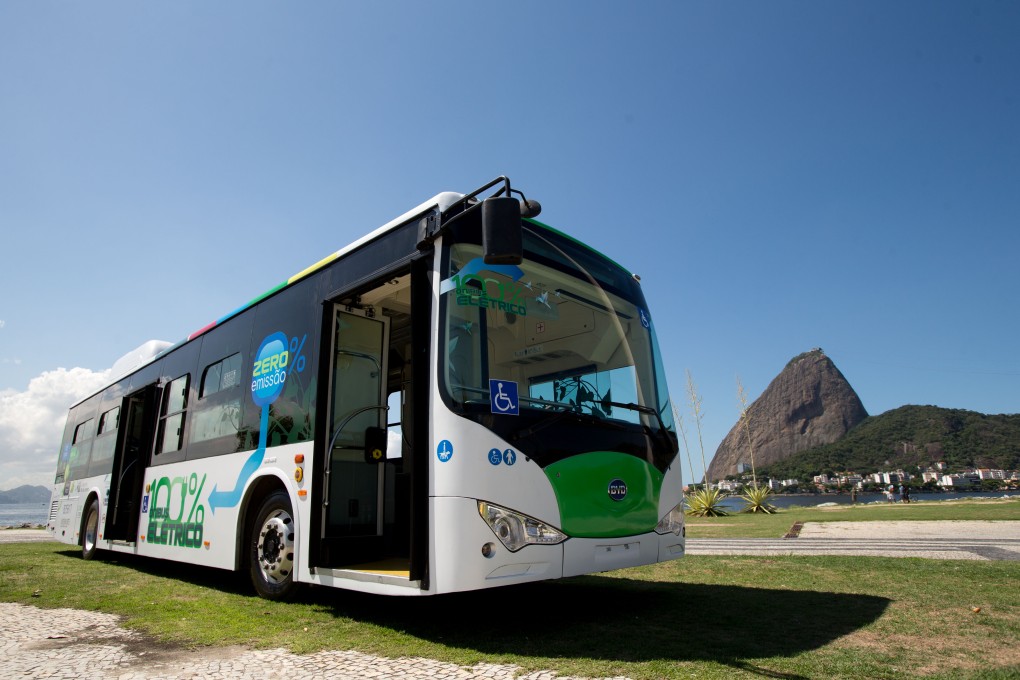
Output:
48,501,59,523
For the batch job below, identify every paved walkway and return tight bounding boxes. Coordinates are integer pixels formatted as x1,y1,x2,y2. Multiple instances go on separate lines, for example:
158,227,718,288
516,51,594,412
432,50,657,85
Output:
0,529,56,543
686,520,1020,561
0,603,621,680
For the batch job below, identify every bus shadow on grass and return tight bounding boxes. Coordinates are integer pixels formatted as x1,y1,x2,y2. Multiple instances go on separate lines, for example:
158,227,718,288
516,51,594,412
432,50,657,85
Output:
312,574,890,668
60,550,889,670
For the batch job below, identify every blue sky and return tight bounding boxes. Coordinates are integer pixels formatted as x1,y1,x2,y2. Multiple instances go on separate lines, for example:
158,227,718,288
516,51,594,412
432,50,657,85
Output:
1,1,1018,488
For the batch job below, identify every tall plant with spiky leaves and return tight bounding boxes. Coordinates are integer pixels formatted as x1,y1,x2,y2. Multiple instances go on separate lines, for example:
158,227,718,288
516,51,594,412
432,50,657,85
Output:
672,402,697,491
683,371,728,516
736,376,776,513
739,482,777,514
686,370,709,485
736,376,757,487
686,486,729,517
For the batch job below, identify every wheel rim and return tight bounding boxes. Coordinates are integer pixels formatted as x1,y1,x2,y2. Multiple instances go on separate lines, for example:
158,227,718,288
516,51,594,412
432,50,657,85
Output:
84,508,97,553
256,509,294,584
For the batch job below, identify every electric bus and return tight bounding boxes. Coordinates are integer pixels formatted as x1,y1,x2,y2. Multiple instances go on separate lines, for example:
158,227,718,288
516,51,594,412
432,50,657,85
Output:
48,177,684,598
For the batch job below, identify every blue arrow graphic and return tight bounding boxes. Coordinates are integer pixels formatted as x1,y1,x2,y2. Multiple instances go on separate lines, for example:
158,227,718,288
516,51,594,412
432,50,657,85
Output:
208,405,269,514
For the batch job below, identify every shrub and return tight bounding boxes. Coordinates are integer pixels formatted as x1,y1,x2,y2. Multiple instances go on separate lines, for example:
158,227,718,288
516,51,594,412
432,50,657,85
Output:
685,487,730,517
740,483,777,514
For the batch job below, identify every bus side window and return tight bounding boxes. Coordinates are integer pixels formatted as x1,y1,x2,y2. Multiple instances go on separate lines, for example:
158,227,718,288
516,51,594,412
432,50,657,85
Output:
155,375,190,456
66,418,95,482
191,354,243,449
87,406,120,477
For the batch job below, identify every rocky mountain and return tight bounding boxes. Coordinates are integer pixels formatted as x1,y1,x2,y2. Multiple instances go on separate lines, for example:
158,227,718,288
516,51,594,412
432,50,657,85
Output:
0,485,51,504
706,349,868,482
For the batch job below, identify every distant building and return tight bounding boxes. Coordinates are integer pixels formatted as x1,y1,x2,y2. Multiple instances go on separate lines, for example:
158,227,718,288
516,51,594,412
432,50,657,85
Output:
940,474,975,488
879,470,911,484
976,469,1006,480
882,472,901,485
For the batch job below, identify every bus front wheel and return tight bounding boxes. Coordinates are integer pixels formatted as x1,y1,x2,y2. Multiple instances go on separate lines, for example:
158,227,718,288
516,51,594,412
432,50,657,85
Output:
82,499,99,560
249,491,296,600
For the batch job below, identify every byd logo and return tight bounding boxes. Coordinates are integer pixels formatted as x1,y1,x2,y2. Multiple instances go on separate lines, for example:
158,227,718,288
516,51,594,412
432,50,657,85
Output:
608,478,628,502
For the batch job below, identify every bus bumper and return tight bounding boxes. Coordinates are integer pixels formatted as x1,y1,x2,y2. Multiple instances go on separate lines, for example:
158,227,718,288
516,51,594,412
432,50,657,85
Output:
432,497,685,593
562,530,685,578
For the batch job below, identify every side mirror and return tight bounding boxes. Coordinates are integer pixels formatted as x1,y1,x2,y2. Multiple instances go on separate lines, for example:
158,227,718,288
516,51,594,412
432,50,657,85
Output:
364,426,388,464
482,196,523,265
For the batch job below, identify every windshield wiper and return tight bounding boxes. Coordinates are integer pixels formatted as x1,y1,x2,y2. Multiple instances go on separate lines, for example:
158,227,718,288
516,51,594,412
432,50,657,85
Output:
603,401,676,454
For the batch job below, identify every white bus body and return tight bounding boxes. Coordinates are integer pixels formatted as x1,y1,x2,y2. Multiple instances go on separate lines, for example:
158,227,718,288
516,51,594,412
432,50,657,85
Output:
49,178,684,597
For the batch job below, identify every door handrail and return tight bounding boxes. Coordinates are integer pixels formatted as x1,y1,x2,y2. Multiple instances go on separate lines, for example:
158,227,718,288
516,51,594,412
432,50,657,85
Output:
323,404,389,507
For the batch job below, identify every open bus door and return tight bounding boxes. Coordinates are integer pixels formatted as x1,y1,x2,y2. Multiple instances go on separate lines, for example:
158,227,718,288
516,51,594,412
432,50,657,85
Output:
309,268,426,583
105,383,158,542
319,305,393,568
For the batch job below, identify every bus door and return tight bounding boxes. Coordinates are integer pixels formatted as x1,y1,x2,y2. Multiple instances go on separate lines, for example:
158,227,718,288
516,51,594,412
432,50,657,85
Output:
321,305,390,567
105,383,158,542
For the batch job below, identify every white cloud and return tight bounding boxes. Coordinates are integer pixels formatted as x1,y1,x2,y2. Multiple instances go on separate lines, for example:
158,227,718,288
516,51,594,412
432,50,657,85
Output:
0,367,110,490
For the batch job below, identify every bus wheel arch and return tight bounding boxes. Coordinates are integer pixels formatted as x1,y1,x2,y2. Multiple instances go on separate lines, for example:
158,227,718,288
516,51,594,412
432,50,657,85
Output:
248,488,297,600
80,493,101,560
236,476,286,569
237,476,297,600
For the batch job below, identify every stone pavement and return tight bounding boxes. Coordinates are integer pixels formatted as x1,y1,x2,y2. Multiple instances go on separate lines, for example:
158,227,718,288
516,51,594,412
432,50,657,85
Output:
0,603,625,680
686,520,1020,561
0,528,58,543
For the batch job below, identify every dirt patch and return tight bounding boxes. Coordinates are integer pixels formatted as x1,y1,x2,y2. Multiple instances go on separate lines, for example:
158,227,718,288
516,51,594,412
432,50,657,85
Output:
17,613,251,674
832,626,1020,676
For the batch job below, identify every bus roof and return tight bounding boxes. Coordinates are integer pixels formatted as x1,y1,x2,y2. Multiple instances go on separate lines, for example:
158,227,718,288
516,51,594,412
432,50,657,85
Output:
182,191,466,344
81,185,633,403
89,191,466,398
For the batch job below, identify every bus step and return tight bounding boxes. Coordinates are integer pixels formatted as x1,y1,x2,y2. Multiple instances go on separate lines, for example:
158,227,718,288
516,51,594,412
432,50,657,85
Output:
318,567,419,589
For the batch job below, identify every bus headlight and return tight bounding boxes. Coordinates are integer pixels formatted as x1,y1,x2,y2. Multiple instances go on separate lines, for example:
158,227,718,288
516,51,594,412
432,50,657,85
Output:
477,501,567,552
654,502,685,536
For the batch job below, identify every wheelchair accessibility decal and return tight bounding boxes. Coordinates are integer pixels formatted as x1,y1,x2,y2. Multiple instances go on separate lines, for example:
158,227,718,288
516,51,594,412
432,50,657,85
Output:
489,379,519,416
488,448,517,466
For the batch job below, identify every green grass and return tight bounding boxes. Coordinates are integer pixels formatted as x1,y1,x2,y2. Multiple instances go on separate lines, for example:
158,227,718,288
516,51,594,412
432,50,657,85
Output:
686,496,1020,538
2,535,1018,679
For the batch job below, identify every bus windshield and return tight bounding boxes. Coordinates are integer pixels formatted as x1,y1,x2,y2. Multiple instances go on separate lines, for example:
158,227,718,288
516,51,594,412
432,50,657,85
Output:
439,220,677,469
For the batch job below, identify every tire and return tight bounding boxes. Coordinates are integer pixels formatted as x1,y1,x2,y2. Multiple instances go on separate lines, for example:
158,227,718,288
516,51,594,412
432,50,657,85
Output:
82,499,99,560
249,490,297,600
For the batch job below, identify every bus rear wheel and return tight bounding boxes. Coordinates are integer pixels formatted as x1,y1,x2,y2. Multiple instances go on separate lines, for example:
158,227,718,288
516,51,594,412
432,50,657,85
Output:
249,491,296,600
82,499,99,560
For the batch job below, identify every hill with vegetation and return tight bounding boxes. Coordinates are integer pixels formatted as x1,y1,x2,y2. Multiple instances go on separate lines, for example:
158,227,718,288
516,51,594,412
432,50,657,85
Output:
758,405,1020,481
0,485,50,504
